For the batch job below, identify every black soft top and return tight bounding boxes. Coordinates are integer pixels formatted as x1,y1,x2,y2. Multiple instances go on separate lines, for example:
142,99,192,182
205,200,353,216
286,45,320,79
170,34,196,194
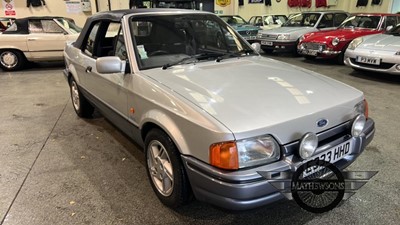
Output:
73,8,211,48
2,16,72,34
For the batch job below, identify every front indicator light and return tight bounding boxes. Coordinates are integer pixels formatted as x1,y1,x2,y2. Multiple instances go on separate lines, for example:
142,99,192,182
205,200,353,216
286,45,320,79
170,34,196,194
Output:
351,114,366,137
299,132,318,159
210,141,238,170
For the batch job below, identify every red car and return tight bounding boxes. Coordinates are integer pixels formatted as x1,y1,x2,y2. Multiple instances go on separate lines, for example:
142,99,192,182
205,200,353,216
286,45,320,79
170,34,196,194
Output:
297,13,400,64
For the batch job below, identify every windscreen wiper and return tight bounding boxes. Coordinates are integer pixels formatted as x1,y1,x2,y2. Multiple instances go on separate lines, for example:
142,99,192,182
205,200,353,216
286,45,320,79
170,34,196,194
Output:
215,49,256,62
162,52,224,70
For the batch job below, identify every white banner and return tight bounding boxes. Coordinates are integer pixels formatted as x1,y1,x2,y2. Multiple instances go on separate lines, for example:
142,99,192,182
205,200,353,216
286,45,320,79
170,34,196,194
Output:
3,0,16,16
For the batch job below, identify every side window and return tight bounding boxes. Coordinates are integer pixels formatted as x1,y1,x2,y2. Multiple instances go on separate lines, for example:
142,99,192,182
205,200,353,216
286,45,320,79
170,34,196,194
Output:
84,23,100,57
249,17,255,25
41,20,64,33
113,28,127,60
334,14,348,27
318,14,333,28
29,20,43,33
385,16,397,29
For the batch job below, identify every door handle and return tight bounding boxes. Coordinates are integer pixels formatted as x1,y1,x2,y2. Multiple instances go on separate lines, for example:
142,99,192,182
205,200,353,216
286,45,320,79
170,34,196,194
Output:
85,66,92,73
27,38,37,41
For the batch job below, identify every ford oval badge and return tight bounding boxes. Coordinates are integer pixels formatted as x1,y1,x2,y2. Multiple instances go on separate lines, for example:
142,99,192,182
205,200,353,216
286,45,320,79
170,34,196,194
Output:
317,119,328,128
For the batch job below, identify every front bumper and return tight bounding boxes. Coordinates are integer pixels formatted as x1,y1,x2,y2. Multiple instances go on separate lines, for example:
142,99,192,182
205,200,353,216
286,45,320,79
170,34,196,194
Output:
258,40,297,51
297,43,341,58
344,50,400,75
182,119,375,210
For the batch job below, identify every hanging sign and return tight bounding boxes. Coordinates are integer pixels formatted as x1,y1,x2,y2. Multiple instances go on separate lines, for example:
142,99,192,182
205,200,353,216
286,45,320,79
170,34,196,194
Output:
3,0,16,16
216,0,231,7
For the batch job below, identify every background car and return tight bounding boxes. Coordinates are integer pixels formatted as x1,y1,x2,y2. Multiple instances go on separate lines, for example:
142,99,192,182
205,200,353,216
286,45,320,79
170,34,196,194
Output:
298,13,400,64
0,16,81,71
344,23,400,75
219,15,260,42
248,14,288,30
0,17,14,33
64,9,374,211
256,11,349,54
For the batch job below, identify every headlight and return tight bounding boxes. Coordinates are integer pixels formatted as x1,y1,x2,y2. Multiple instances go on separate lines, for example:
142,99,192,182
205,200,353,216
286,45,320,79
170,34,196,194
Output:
351,114,366,137
236,135,280,168
332,37,340,46
299,132,318,160
277,34,290,40
209,135,280,169
354,99,369,119
348,37,364,50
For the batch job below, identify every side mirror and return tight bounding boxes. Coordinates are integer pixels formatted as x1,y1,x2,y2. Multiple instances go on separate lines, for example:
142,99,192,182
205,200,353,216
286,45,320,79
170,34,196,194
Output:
386,25,393,31
251,42,261,54
96,56,126,74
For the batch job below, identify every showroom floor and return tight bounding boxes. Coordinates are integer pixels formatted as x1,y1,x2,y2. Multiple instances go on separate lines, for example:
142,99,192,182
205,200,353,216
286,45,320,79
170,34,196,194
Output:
0,55,399,225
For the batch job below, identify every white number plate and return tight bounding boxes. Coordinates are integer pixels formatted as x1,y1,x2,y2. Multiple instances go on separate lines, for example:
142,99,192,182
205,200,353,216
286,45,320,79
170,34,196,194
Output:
356,56,380,65
302,139,353,177
302,49,318,56
261,41,273,46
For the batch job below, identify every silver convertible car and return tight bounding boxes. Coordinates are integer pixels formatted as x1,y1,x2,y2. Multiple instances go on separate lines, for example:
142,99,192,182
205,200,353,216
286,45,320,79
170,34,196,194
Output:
64,9,375,210
344,23,400,75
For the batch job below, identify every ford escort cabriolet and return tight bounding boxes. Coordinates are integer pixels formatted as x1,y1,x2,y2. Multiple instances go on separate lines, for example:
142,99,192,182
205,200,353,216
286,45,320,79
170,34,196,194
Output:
63,9,374,210
0,16,81,71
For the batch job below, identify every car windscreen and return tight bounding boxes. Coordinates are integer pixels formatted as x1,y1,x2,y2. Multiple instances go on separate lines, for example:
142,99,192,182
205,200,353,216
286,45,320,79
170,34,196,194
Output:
220,16,247,26
264,15,287,25
55,18,82,34
282,13,321,27
130,14,255,70
339,16,381,29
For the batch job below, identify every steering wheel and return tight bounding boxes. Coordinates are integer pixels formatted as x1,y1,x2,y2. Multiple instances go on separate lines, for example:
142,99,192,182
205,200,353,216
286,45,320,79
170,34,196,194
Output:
148,50,169,56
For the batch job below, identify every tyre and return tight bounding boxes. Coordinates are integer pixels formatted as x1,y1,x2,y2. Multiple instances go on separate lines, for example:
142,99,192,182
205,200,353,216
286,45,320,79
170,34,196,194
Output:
0,50,26,71
337,43,350,65
261,48,273,54
69,77,94,118
145,128,192,208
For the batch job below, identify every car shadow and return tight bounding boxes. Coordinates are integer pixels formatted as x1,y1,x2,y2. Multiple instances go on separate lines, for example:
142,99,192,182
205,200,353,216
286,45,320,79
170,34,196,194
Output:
348,69,400,84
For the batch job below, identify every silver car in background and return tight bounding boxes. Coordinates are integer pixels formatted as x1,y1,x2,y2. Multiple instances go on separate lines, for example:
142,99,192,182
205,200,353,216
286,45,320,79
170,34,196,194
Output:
63,9,374,210
345,24,400,75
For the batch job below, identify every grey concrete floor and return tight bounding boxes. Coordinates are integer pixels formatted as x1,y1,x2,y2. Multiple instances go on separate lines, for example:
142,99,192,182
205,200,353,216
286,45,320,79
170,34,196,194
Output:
0,57,399,225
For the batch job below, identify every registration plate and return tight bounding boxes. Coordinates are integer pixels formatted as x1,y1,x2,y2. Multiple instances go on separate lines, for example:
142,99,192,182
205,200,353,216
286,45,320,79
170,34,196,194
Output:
261,41,273,46
356,56,380,65
302,139,353,177
302,49,318,56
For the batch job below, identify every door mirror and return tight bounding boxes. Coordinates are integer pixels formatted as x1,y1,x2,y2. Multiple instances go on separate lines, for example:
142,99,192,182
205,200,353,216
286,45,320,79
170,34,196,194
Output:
96,56,126,74
251,42,261,54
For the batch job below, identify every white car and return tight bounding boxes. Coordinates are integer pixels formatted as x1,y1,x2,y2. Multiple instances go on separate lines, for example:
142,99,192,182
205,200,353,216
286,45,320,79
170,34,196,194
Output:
248,14,288,30
0,16,81,71
345,24,400,75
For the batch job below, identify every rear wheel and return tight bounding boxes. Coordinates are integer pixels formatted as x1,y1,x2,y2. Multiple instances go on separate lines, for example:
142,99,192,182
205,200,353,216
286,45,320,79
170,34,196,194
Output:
69,77,94,118
0,50,26,71
145,128,192,208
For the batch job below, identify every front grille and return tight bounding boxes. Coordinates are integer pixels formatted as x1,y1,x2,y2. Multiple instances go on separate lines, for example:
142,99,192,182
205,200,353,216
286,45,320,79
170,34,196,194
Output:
350,58,395,69
303,42,326,51
259,34,277,40
282,122,350,156
238,30,258,36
